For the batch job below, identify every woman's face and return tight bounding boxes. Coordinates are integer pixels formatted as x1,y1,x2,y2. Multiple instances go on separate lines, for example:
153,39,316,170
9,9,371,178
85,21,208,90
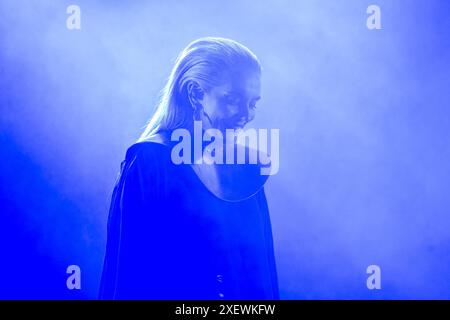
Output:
200,68,261,131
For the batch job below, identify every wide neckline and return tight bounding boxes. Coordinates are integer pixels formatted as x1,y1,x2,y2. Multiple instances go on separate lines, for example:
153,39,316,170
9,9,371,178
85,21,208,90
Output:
129,137,268,202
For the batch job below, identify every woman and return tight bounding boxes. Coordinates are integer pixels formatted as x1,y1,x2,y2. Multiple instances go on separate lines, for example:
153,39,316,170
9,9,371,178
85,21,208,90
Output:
99,37,279,299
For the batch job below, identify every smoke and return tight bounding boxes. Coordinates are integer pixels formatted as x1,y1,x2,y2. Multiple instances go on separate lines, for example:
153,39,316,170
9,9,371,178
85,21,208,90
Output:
1,0,449,298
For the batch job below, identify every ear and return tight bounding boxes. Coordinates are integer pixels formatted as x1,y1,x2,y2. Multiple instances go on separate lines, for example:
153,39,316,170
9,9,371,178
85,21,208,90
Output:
186,81,205,110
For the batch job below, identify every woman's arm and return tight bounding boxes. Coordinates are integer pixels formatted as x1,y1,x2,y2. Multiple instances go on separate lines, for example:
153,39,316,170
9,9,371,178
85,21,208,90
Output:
99,143,182,299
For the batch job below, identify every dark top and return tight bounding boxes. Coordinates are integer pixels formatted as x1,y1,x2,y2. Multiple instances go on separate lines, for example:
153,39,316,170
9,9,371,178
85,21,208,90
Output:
99,141,279,299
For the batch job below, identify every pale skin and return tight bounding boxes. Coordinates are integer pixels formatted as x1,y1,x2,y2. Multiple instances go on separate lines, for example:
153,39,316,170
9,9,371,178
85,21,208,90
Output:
185,67,265,200
187,68,261,133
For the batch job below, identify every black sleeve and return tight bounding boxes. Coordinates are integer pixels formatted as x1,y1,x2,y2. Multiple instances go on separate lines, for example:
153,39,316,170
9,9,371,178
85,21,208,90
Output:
259,189,280,299
99,143,182,299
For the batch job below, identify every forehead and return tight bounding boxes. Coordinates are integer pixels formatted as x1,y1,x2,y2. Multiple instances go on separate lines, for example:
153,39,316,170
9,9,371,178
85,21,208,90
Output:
214,68,261,98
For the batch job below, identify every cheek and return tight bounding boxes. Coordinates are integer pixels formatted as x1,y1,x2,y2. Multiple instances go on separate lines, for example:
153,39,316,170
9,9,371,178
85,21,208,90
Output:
224,104,240,117
203,97,221,117
213,98,239,118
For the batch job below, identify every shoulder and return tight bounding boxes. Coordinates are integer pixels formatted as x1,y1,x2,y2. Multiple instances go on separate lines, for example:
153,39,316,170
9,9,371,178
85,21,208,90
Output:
125,141,171,162
120,141,174,180
125,131,173,161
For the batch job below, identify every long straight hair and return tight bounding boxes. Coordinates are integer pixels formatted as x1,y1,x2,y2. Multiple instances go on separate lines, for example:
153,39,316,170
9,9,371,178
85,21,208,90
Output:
138,37,261,142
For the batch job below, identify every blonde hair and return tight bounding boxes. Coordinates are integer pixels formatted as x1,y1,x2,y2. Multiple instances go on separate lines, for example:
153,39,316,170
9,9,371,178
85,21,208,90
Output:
138,37,261,142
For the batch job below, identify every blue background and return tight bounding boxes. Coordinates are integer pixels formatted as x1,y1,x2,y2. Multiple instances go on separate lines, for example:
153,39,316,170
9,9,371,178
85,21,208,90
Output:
1,0,449,299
